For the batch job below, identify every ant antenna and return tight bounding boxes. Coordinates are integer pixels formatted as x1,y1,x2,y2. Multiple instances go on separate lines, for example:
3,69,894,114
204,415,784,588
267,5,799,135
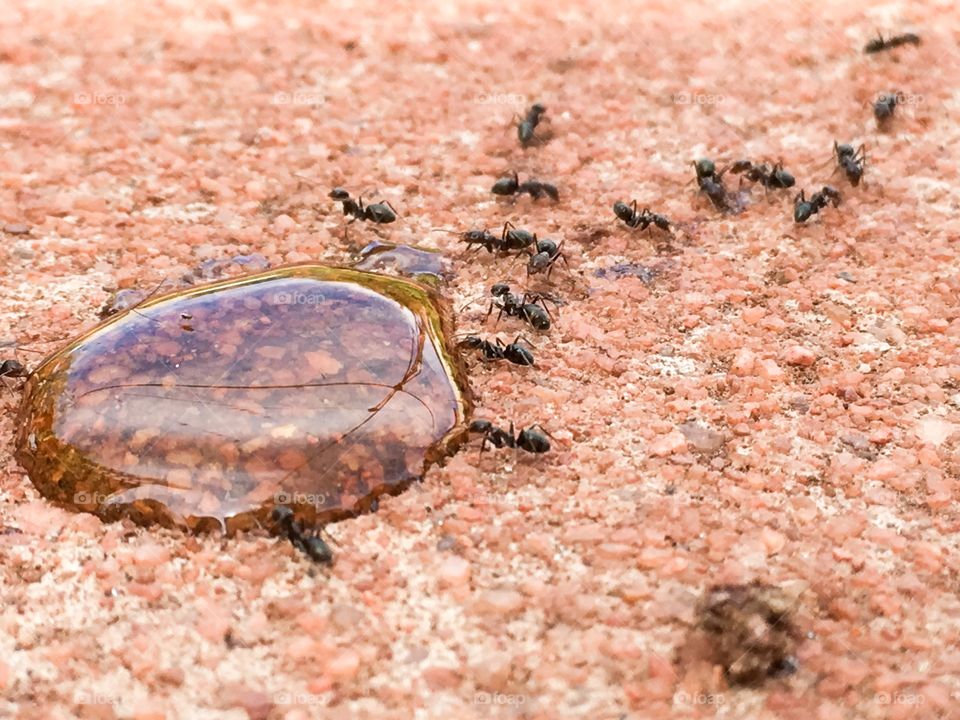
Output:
458,293,490,313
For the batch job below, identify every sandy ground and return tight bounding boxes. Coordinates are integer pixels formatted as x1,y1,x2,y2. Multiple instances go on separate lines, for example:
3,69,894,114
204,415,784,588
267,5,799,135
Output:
2,0,960,718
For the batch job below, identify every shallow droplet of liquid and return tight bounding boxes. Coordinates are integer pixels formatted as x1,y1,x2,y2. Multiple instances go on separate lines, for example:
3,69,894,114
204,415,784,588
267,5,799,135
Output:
353,241,452,284
15,265,470,533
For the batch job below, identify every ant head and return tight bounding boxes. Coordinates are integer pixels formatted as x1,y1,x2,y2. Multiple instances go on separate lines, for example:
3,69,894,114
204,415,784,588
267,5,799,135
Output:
530,103,546,115
329,188,350,200
613,201,635,223
458,335,484,348
491,283,511,297
822,185,841,205
469,419,494,433
694,158,716,178
270,505,295,528
835,143,855,158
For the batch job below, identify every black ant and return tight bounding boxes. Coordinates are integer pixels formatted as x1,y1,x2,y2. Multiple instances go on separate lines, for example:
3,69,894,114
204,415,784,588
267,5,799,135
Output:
874,92,898,125
692,158,735,212
722,160,795,190
864,31,920,54
270,505,333,565
329,188,398,224
1,359,28,380
793,186,841,223
486,283,559,331
468,419,551,454
446,222,536,256
453,228,501,254
613,200,672,232
459,335,535,366
517,103,547,147
833,142,867,187
526,239,567,278
1,358,30,390
491,171,559,201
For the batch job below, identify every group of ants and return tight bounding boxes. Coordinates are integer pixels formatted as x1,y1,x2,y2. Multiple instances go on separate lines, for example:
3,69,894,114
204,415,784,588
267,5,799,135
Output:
324,29,915,442
0,29,917,564
279,27,920,564
686,31,917,219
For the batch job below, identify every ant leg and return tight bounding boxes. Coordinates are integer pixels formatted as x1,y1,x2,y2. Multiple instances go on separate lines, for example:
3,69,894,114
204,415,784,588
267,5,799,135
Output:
486,300,507,326
501,221,516,243
543,258,555,280
513,249,534,272
526,422,555,438
545,242,568,280
457,293,487,314
508,334,536,361
532,297,555,323
317,525,341,548
817,147,840,174
637,207,655,228
478,431,490,458
485,338,506,362
522,292,559,317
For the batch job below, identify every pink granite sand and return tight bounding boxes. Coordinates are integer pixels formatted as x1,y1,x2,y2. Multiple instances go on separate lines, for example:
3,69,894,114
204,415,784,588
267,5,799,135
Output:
1,1,959,718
